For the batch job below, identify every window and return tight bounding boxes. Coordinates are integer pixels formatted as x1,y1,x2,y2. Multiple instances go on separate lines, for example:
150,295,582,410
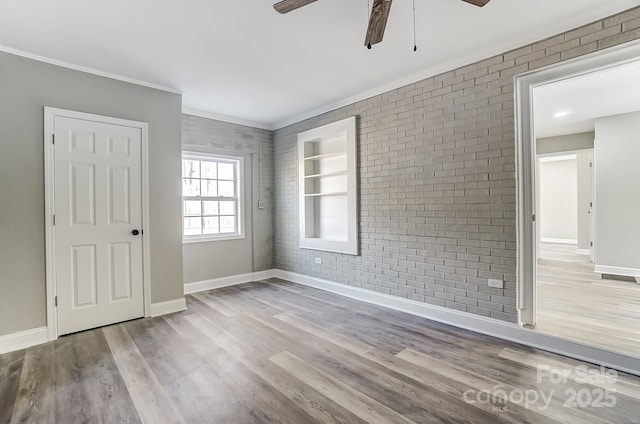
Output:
182,152,243,242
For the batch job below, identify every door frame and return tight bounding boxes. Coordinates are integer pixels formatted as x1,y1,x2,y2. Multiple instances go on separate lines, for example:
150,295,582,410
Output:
43,107,151,341
515,39,640,327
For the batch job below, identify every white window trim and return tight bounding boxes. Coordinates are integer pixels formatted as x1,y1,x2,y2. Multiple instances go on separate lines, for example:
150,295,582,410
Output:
181,151,244,243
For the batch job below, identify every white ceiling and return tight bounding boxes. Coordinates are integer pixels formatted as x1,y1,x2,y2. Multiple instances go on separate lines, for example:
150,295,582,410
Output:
533,60,640,138
1,0,639,129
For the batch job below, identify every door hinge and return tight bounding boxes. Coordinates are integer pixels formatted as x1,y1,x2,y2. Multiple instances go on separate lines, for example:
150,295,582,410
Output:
590,242,593,247
52,134,55,145
532,214,536,222
54,296,58,307
589,162,592,168
53,215,56,225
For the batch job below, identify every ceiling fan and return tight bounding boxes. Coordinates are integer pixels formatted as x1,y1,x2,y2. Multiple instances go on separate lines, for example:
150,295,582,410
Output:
273,0,491,49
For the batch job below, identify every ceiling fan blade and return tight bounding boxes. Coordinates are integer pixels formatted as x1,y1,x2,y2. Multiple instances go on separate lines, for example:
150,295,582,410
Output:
460,0,491,7
273,0,318,14
364,0,392,48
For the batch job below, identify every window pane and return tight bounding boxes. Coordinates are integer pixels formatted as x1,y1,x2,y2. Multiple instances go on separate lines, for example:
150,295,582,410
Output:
218,180,234,197
218,162,235,180
182,178,200,196
184,200,201,217
203,201,219,215
201,179,218,196
203,217,219,234
201,161,217,179
219,201,235,215
220,216,236,233
184,217,202,235
182,154,242,239
182,160,200,178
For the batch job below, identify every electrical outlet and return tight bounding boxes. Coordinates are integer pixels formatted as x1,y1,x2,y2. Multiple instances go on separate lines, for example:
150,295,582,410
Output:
258,200,265,209
488,279,504,289
314,257,322,264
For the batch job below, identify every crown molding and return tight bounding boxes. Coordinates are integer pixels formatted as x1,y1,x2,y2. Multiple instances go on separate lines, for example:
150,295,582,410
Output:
271,3,640,130
181,107,274,131
0,45,182,95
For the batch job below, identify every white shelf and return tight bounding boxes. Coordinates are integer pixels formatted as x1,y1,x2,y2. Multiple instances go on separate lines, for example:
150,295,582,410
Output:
298,116,358,255
303,151,346,161
304,191,348,197
303,170,348,179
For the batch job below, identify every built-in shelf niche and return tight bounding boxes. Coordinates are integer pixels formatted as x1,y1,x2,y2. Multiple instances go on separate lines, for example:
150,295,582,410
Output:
298,116,358,255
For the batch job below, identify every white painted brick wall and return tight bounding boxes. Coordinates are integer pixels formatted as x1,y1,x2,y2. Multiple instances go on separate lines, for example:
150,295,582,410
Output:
182,114,275,271
273,7,640,323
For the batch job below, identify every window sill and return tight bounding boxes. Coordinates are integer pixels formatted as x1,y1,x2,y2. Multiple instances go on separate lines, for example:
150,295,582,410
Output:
183,234,245,244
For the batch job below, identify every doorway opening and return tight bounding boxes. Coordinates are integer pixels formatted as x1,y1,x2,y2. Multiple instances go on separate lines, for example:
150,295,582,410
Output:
516,40,640,360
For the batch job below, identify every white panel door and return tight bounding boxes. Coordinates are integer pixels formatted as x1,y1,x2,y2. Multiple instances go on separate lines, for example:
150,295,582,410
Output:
54,116,144,335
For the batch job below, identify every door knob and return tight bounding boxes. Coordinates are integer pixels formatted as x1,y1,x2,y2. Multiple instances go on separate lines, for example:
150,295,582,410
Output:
131,229,140,236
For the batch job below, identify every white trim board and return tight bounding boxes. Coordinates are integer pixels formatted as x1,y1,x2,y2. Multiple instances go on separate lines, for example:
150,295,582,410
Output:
182,108,273,131
594,265,640,278
541,238,578,244
0,299,187,354
273,269,640,376
150,298,187,317
0,327,48,355
184,270,276,295
4,268,639,372
0,269,276,355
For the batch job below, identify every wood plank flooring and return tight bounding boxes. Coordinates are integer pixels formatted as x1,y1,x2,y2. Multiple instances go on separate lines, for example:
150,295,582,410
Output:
537,243,640,357
2,278,640,423
539,242,592,264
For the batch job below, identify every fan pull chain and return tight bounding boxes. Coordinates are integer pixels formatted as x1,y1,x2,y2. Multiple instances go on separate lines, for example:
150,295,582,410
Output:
413,0,417,51
367,0,372,49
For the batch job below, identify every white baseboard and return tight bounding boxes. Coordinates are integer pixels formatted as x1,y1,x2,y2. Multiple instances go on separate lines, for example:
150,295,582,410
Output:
184,269,276,295
273,269,640,376
0,326,49,354
594,265,640,278
575,248,591,255
150,298,187,317
541,238,578,244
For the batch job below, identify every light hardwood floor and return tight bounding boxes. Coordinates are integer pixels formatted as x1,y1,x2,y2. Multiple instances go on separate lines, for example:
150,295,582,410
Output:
2,278,639,423
537,243,640,357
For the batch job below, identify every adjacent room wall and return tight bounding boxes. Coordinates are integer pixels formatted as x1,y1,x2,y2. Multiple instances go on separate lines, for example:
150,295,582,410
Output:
536,133,594,250
536,131,594,154
539,156,578,243
273,7,640,323
0,52,184,336
594,111,640,275
576,150,594,251
181,115,274,283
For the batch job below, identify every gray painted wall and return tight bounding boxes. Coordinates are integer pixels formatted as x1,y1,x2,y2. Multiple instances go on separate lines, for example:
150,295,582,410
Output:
273,7,640,323
539,157,579,241
181,115,274,283
0,52,184,336
594,111,640,273
536,131,594,154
